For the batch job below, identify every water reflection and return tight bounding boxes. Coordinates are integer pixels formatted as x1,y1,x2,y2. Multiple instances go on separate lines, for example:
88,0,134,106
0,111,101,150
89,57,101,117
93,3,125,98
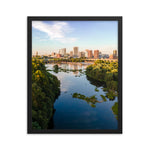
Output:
45,63,118,129
48,109,55,129
86,75,104,87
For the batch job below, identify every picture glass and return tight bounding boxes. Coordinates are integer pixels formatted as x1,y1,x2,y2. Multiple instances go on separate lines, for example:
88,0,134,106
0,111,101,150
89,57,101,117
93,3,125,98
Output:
30,18,121,133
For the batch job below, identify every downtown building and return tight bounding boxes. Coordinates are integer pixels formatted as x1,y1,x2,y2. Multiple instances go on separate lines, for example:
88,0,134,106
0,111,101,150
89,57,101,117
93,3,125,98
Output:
94,50,99,59
70,51,73,57
109,54,113,59
101,54,109,59
59,48,66,56
79,52,85,58
85,49,89,58
88,50,93,58
99,51,102,59
56,54,61,58
113,50,118,59
36,51,38,56
73,47,79,57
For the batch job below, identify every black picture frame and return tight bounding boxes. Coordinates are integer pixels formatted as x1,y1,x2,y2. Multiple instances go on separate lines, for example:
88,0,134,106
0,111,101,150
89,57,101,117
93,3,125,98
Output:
28,16,122,134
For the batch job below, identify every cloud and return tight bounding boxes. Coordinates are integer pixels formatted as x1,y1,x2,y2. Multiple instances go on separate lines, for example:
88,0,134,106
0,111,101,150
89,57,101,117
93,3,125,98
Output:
32,21,77,43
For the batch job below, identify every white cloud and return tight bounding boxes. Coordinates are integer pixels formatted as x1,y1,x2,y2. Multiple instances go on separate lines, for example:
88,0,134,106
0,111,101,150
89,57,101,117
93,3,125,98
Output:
32,21,77,43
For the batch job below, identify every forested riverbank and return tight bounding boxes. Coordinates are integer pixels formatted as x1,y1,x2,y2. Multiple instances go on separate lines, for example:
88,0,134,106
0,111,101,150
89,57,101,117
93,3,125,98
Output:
86,60,118,99
32,59,60,129
86,60,118,118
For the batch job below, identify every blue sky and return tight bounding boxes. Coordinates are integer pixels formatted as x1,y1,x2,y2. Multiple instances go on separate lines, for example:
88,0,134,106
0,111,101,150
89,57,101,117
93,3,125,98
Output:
32,21,118,54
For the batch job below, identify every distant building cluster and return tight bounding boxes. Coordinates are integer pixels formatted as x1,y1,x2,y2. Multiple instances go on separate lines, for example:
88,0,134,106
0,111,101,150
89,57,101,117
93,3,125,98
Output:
33,47,118,59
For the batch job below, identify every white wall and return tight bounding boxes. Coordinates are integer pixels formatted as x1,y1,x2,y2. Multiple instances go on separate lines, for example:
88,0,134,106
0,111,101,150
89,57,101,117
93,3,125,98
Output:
0,0,150,150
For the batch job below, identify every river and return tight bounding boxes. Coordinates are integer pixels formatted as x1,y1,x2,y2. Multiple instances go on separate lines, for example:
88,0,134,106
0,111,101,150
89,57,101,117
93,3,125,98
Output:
46,63,118,130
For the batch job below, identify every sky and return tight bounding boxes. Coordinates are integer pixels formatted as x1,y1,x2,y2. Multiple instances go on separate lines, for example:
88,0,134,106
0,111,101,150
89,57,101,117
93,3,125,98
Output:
32,21,118,55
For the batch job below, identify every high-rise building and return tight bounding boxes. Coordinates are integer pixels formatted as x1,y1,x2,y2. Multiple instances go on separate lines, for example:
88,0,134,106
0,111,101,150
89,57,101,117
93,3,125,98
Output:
85,49,89,58
88,50,93,58
70,51,73,57
94,50,99,59
73,47,78,57
59,48,66,56
79,52,85,58
113,50,117,59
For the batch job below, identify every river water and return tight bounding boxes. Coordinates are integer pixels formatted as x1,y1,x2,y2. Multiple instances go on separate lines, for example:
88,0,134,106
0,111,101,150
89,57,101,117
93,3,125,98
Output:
46,63,118,130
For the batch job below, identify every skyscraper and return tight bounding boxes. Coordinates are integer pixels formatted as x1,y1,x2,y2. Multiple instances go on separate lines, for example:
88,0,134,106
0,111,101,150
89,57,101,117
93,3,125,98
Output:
88,50,93,58
113,50,117,59
73,47,78,57
94,50,99,59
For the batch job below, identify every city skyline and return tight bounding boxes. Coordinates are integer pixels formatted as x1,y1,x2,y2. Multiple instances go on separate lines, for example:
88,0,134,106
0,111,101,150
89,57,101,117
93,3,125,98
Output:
32,21,118,54
32,47,118,56
33,48,117,60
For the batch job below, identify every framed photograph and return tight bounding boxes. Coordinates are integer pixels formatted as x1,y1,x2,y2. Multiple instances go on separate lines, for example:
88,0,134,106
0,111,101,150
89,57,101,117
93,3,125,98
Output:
28,16,122,134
